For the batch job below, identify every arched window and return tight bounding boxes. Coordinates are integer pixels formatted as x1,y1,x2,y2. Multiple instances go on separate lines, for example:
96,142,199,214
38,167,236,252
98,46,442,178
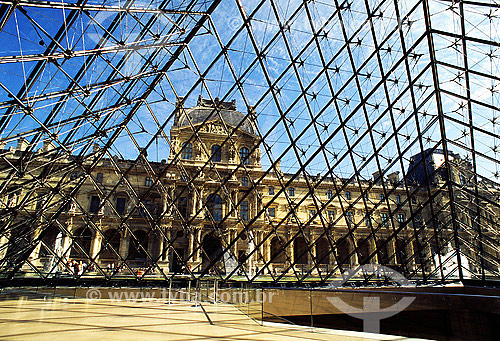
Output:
100,229,121,260
396,238,407,265
270,237,285,263
336,238,351,267
358,238,371,264
413,240,422,264
128,230,149,264
241,177,248,187
239,147,250,165
211,145,221,162
206,194,222,221
376,240,389,264
294,237,308,264
316,238,330,264
39,224,60,258
181,142,192,160
70,227,92,259
240,200,249,221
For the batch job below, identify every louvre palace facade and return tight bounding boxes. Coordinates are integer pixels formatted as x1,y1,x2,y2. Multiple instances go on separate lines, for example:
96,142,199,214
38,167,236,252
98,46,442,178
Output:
1,97,499,281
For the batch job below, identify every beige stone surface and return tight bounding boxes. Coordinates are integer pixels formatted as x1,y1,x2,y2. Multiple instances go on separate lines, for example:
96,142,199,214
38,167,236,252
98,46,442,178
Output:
0,296,414,340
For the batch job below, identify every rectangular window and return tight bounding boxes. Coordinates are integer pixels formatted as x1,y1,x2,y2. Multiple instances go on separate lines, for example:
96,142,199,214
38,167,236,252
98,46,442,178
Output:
90,195,100,214
178,197,188,218
145,177,153,187
326,190,332,199
396,195,401,204
380,193,385,200
96,173,103,184
241,177,248,187
240,201,249,221
289,187,295,196
62,200,72,212
116,197,126,215
268,186,274,195
381,212,389,227
365,213,372,227
268,207,275,217
309,209,316,218
363,192,368,200
180,172,188,182
345,191,351,200
70,172,78,180
411,196,417,204
328,210,335,220
139,200,152,217
346,211,354,224
118,175,128,186
397,213,405,223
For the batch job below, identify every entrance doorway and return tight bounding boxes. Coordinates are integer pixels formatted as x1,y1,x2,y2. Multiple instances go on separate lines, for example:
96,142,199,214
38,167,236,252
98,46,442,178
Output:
201,232,223,274
171,248,185,273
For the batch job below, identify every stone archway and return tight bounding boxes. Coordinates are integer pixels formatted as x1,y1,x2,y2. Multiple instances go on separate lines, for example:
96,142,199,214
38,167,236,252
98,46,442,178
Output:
336,238,351,267
100,229,121,261
128,230,149,266
316,237,330,265
294,237,308,265
201,232,223,274
70,227,92,260
270,236,285,263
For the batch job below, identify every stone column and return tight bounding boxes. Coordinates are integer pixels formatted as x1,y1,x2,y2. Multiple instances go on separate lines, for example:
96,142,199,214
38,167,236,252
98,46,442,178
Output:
232,190,238,218
227,189,233,217
0,232,10,261
287,231,294,266
253,194,258,220
368,238,377,264
188,230,195,258
350,239,358,266
262,233,268,263
158,227,170,272
29,225,43,266
62,234,72,259
310,233,317,258
387,238,397,265
190,192,197,217
90,233,102,262
195,228,202,262
158,235,165,261
310,232,317,274
256,231,264,264
406,240,415,269
119,231,129,259
198,188,204,213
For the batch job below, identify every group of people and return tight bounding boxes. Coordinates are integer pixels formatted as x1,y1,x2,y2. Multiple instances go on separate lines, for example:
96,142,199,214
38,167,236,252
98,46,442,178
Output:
67,260,94,275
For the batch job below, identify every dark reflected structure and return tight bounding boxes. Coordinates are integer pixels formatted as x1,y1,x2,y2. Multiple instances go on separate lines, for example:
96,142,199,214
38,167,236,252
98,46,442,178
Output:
0,0,499,287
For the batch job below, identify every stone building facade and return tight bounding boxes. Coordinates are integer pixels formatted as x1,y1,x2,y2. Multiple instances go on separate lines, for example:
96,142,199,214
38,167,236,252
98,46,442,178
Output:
0,97,498,280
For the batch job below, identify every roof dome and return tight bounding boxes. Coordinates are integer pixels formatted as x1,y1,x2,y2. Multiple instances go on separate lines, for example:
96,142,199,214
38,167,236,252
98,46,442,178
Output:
175,96,255,135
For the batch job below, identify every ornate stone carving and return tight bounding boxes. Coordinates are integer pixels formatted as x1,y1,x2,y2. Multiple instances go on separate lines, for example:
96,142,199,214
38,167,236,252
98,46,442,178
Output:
200,122,226,135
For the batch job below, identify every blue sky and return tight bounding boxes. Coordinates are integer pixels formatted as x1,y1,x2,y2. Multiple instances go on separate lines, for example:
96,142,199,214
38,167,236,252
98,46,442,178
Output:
0,0,499,184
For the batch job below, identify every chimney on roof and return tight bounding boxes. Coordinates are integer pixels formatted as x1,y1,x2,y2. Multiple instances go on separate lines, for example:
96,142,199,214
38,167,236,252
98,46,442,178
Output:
248,105,257,122
43,140,55,152
16,137,28,152
388,171,400,183
372,170,382,184
275,160,281,173
174,96,184,126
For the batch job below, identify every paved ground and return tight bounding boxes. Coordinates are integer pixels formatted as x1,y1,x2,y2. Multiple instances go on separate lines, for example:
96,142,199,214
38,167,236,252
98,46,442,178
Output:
0,293,421,340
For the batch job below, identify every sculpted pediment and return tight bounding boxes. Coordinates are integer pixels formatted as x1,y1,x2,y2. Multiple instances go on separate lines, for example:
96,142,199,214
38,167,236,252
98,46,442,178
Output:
178,119,255,138
200,121,227,135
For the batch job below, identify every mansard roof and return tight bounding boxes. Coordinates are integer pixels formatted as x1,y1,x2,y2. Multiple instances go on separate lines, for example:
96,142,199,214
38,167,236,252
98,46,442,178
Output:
175,96,256,135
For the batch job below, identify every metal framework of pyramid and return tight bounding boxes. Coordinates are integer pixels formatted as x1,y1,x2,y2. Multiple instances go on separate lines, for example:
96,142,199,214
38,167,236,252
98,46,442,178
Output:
0,0,499,285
